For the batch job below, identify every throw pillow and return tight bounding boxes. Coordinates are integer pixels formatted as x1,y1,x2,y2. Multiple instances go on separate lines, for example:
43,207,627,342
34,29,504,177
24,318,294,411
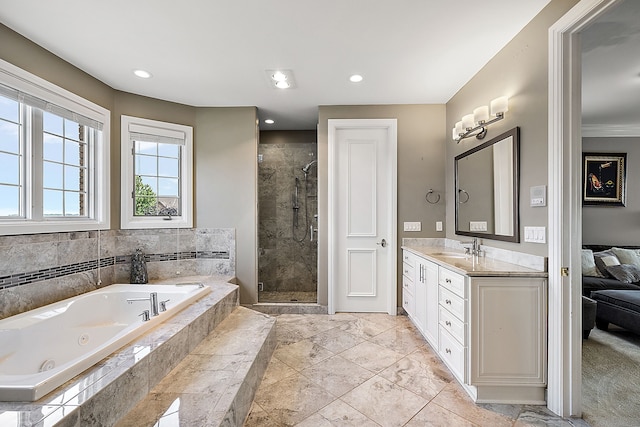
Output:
605,264,640,284
593,250,621,278
611,247,640,268
581,249,604,277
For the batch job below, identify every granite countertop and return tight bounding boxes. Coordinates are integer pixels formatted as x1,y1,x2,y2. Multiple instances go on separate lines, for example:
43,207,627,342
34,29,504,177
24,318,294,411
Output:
402,245,547,278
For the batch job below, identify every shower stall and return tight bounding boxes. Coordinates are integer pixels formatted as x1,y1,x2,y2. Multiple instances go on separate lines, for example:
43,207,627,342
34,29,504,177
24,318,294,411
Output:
258,131,317,303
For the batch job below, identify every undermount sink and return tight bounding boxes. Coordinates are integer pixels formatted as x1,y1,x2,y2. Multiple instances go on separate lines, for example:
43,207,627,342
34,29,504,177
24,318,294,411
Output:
430,252,469,259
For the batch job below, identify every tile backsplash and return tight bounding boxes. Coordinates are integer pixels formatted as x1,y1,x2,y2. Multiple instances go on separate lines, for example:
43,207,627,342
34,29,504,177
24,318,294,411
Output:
0,228,235,320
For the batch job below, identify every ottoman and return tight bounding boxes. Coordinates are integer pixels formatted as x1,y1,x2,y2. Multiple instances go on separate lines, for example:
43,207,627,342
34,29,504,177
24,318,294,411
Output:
591,290,640,335
582,296,597,339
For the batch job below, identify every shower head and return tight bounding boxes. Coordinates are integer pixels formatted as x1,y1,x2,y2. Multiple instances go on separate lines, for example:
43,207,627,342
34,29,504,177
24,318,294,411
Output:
302,159,317,174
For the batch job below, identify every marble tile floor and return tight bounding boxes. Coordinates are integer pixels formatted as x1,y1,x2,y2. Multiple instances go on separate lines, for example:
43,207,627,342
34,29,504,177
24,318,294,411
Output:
244,313,590,427
259,291,318,303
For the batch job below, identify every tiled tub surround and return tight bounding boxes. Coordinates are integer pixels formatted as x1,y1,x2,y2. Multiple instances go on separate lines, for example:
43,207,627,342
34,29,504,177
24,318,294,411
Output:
0,283,212,402
0,228,235,320
258,141,318,296
116,306,276,427
0,276,239,427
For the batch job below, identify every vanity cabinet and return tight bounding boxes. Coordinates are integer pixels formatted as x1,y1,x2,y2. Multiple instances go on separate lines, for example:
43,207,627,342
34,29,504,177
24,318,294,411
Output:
401,252,416,318
401,248,547,404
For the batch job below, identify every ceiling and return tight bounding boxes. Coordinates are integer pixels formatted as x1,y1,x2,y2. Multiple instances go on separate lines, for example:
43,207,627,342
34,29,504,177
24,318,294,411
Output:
581,0,640,137
0,0,553,130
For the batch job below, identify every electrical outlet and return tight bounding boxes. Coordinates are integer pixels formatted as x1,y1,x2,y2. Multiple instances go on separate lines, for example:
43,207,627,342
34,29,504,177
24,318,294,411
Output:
436,221,443,232
403,221,421,232
258,282,264,292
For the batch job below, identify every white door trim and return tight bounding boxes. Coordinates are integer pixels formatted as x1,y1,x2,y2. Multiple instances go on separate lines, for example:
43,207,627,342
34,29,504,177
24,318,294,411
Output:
547,0,622,417
328,119,398,315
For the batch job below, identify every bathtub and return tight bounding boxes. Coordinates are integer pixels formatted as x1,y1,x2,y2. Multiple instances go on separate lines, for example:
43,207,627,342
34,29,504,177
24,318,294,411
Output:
0,283,211,402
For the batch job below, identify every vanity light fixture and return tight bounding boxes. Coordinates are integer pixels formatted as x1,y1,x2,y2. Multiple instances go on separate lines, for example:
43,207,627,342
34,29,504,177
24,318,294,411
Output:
452,96,509,143
133,69,152,79
266,69,296,89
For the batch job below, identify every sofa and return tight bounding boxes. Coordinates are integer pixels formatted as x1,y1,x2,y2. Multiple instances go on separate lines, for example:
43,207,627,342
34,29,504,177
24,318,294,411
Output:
582,245,640,336
582,245,640,297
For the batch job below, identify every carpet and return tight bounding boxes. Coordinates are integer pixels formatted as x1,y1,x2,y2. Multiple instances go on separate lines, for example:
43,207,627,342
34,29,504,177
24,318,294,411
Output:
582,325,640,427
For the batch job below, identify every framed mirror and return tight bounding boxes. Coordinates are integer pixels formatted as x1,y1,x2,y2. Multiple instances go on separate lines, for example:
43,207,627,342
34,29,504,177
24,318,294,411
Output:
455,127,520,242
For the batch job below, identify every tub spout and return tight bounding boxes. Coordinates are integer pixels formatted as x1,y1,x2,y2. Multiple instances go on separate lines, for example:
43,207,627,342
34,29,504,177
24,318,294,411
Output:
127,292,160,316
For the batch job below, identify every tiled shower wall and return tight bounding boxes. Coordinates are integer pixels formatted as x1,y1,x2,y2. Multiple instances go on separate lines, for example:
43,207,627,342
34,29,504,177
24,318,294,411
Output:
0,228,235,320
258,142,318,293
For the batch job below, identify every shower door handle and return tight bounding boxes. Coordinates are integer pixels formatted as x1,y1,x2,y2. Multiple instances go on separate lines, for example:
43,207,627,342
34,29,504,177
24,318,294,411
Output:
377,238,387,248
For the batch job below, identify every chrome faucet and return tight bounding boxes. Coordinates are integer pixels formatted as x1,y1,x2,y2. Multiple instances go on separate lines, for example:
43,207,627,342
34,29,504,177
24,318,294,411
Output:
462,238,481,257
127,292,160,316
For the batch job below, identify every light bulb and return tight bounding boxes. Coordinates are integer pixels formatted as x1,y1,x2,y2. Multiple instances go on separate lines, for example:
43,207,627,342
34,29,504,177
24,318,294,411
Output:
473,106,489,124
490,96,509,116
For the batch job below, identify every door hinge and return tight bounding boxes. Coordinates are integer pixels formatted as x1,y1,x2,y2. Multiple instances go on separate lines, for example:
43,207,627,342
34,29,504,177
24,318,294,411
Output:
561,267,569,277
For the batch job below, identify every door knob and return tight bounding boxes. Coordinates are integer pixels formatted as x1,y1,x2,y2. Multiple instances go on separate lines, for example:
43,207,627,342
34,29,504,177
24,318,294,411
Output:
377,238,387,248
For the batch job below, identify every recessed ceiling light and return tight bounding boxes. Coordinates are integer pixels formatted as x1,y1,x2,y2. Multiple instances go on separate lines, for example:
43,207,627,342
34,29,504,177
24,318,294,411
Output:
133,69,152,79
272,71,288,82
265,69,296,89
349,74,363,83
264,119,275,124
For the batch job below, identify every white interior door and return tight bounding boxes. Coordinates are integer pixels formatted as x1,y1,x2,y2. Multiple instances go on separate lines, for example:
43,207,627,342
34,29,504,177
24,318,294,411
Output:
328,119,397,314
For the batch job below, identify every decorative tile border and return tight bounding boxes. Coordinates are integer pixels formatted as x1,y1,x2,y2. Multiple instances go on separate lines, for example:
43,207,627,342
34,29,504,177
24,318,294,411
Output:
0,251,229,290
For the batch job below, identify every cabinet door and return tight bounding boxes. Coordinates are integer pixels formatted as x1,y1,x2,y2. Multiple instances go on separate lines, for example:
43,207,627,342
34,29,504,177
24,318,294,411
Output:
424,260,439,346
414,261,427,333
470,278,547,386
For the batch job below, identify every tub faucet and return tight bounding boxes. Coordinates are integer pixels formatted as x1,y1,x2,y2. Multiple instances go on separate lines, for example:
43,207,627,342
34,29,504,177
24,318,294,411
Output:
127,292,160,316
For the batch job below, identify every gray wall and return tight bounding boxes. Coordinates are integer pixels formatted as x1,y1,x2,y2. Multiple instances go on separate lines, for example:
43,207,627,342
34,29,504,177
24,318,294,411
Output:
318,105,447,306
582,137,640,245
195,107,258,303
1,23,259,304
445,0,580,257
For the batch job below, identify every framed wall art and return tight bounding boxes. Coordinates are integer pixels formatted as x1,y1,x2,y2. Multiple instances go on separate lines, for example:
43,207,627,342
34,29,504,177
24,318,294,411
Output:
582,152,626,206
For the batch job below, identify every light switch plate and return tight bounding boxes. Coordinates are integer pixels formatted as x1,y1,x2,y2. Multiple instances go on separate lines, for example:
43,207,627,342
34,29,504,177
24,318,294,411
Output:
436,221,443,232
470,221,488,231
404,221,421,232
524,226,546,243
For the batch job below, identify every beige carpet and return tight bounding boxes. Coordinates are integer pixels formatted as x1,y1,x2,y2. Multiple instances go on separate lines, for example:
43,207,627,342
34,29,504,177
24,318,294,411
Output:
582,325,640,427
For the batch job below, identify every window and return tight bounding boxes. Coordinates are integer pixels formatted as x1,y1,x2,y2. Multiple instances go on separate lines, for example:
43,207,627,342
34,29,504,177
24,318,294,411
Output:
0,59,110,235
121,115,193,229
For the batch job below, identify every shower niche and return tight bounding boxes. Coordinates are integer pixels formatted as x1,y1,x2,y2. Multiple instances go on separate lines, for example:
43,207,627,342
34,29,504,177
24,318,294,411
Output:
258,130,317,303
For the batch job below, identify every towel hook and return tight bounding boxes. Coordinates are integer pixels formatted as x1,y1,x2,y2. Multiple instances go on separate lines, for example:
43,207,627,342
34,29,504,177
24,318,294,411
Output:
458,189,470,204
425,189,440,204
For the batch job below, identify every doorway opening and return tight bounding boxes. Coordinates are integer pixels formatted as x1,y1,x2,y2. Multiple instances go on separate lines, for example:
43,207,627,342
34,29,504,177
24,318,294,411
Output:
257,130,318,303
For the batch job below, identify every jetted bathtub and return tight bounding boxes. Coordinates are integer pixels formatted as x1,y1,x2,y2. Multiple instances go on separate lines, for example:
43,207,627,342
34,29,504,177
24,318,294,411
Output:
0,283,210,402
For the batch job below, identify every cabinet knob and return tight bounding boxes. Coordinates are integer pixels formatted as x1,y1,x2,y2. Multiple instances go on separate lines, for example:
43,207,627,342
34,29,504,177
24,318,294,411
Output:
445,348,452,354
446,320,452,326
445,299,452,305
446,278,451,283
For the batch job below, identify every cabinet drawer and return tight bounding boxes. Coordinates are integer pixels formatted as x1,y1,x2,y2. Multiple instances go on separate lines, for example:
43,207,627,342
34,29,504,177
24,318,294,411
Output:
403,251,415,264
403,289,415,316
439,286,464,321
439,267,465,298
439,305,465,344
403,275,415,295
439,327,465,381
402,261,414,280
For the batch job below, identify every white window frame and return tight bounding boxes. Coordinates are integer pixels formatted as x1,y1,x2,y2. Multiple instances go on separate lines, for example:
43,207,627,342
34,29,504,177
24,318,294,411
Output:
0,59,110,235
121,115,193,229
